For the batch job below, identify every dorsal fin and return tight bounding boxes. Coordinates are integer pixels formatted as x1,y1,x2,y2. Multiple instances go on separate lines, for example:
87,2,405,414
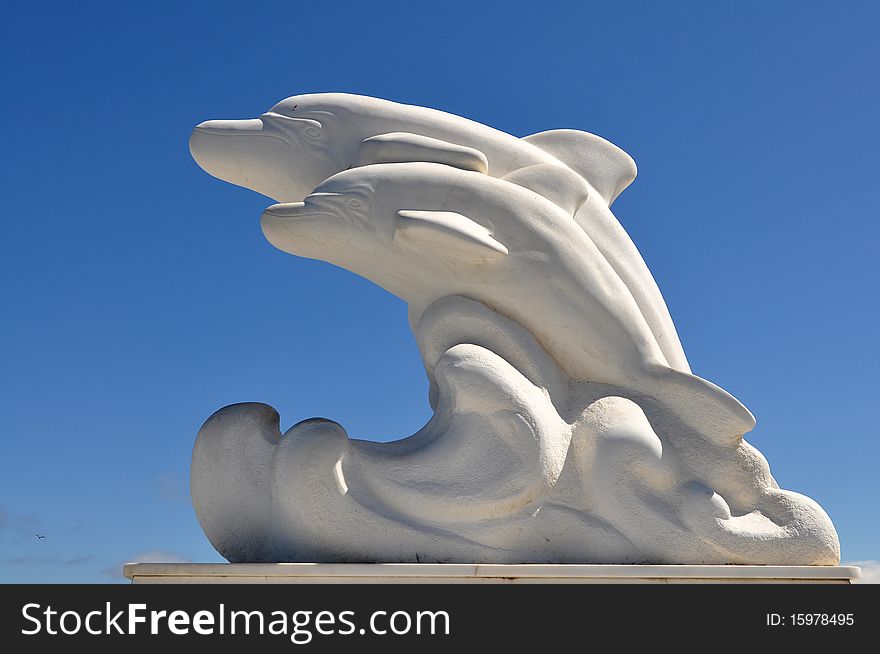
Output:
395,210,508,262
522,129,637,206
502,164,590,216
357,132,489,173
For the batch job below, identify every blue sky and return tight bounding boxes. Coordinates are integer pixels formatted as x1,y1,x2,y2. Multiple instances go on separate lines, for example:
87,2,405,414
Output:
1,1,877,582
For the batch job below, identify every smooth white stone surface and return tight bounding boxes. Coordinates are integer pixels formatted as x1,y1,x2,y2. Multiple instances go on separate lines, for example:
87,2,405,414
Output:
188,93,841,566
124,563,859,584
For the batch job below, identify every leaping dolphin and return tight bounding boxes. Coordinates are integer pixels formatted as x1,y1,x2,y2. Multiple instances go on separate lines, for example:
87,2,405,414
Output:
260,162,755,442
189,92,690,373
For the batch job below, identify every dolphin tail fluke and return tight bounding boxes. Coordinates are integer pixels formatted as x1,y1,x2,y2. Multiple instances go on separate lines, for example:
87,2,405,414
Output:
644,364,756,443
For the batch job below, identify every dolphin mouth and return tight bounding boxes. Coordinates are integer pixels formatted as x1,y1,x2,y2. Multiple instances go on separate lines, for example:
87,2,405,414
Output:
263,202,336,220
261,202,340,257
193,118,272,136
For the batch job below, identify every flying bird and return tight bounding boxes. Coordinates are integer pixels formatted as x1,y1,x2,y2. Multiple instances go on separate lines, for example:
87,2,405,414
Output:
35,534,46,540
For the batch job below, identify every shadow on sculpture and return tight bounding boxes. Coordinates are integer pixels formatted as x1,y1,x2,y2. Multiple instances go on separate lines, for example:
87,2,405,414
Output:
188,93,839,565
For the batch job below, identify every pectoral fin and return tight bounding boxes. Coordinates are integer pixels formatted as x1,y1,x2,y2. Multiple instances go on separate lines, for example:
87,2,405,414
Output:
395,210,508,262
522,130,637,206
502,164,590,216
357,132,489,173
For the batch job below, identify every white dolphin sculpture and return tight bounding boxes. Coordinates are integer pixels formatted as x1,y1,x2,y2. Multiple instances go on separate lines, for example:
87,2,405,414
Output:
188,95,840,566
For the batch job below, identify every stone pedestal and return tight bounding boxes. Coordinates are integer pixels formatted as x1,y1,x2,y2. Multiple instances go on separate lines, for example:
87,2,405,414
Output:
124,563,860,584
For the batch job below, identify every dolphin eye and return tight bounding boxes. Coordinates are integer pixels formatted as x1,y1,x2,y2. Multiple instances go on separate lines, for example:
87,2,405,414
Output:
303,126,321,138
347,198,362,208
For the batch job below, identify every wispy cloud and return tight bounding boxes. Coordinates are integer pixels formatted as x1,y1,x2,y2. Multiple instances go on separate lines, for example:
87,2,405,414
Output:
844,560,880,584
102,549,192,580
0,504,42,544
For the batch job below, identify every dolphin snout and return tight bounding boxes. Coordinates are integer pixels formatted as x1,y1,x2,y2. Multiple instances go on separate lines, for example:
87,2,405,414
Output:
263,202,307,218
262,201,338,223
261,202,339,261
193,118,265,135
189,118,302,201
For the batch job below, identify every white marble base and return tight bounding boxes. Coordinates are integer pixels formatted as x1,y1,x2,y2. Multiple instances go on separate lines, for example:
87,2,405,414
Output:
123,563,859,584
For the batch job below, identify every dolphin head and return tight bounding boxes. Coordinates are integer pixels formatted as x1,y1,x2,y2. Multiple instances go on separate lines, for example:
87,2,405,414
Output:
189,94,362,202
261,170,382,257
260,163,508,299
260,164,417,262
